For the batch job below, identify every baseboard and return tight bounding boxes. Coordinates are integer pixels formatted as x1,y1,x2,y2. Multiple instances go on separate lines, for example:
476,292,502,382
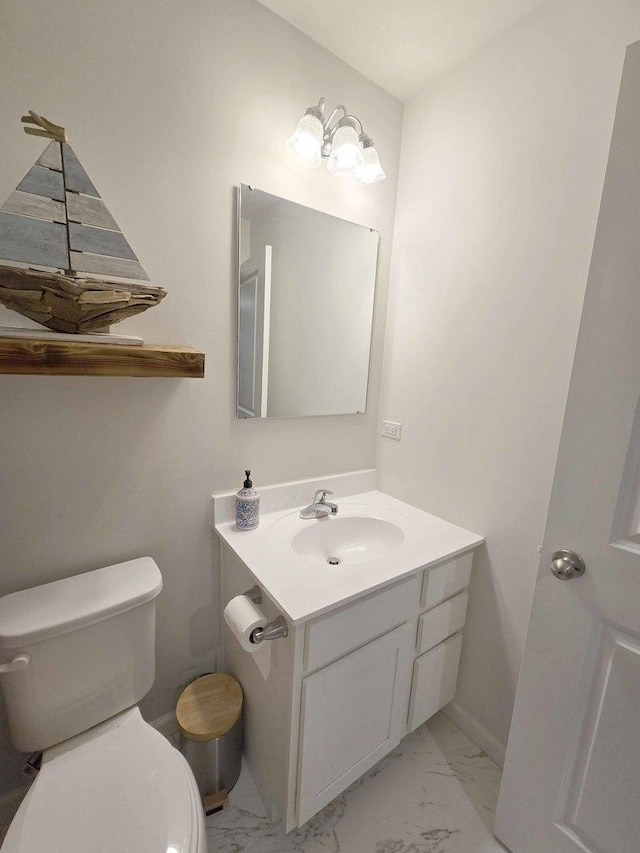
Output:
442,701,507,768
150,710,179,741
0,710,180,828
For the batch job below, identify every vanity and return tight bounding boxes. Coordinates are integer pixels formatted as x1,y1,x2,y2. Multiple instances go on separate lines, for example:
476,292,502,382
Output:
212,470,483,830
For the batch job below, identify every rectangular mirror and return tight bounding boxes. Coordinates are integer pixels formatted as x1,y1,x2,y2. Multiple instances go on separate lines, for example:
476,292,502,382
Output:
237,185,379,418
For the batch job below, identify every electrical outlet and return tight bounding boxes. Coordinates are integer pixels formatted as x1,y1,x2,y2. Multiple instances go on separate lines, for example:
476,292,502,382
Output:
381,420,402,440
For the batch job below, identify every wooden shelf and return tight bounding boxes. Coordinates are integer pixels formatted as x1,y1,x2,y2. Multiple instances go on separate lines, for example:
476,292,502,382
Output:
0,337,205,378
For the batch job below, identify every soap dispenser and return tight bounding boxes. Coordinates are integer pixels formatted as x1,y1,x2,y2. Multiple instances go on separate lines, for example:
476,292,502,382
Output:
236,470,260,530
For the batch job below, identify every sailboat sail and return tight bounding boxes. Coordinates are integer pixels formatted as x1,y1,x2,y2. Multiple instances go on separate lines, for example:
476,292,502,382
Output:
0,122,149,281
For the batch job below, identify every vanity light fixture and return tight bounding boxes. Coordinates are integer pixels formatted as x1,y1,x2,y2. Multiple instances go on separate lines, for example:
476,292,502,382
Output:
286,98,386,186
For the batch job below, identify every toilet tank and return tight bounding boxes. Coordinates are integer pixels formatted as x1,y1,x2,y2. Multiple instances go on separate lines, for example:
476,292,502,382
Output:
0,557,163,753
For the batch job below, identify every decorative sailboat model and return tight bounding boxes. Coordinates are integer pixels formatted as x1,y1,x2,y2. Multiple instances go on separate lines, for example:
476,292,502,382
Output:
0,111,166,334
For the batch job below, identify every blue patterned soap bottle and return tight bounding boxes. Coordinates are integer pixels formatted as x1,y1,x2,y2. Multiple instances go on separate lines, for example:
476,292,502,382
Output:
236,470,260,530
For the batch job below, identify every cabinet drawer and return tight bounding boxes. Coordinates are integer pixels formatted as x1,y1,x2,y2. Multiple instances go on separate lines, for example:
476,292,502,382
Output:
305,574,420,672
417,590,468,655
408,632,463,731
421,551,472,611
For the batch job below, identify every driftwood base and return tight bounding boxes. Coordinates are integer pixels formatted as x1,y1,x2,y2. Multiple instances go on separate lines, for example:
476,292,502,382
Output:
0,265,166,333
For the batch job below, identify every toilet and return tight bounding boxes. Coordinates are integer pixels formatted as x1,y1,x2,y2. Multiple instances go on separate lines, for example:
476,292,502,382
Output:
0,557,206,853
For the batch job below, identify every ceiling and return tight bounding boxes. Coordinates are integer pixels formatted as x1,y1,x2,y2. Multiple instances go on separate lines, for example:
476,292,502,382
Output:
257,0,544,101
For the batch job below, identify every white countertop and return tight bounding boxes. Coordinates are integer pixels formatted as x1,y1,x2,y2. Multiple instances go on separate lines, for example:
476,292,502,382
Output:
213,485,483,624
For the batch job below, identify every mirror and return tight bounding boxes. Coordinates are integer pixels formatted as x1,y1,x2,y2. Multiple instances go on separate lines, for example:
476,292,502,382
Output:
237,185,379,418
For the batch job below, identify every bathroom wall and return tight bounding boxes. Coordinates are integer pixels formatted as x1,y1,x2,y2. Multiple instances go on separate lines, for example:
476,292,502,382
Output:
0,0,402,795
378,0,640,758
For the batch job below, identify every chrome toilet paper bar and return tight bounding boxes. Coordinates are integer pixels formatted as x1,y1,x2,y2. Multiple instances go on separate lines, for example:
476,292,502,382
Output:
250,616,288,644
244,585,262,605
241,586,289,644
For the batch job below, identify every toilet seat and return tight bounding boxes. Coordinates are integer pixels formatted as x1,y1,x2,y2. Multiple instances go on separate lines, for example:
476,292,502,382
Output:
2,707,205,853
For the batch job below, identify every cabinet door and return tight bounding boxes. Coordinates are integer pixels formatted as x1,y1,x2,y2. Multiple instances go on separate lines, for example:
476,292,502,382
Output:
408,631,463,732
297,622,413,825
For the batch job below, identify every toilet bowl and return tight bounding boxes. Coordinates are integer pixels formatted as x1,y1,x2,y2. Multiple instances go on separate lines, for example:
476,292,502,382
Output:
0,558,206,853
2,708,205,853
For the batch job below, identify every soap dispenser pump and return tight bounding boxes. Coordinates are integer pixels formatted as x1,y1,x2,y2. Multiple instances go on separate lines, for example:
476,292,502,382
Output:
236,470,260,530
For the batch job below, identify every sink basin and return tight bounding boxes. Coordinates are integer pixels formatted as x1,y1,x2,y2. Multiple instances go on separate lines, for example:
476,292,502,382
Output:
291,516,405,566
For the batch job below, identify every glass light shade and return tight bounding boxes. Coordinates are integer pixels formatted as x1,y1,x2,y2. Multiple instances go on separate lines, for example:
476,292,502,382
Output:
285,113,323,168
327,124,364,177
353,145,386,186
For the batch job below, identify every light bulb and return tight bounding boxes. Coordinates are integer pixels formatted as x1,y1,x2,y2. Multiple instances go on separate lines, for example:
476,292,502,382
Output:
285,113,323,168
327,124,364,177
353,144,386,185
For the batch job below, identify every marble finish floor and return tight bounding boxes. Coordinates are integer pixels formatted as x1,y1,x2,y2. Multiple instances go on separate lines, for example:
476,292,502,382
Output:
205,712,508,853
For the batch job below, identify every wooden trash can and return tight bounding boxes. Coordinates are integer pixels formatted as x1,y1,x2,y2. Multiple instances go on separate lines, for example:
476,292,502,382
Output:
177,674,243,810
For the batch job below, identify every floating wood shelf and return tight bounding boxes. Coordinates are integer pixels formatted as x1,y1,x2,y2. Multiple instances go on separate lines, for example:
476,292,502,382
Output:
0,337,205,378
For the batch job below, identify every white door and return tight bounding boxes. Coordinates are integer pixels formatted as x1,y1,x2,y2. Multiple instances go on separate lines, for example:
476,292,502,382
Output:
297,622,413,825
237,245,272,418
495,42,640,853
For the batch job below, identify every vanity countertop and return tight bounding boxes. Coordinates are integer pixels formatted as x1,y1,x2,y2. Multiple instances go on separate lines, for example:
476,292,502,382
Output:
214,487,483,624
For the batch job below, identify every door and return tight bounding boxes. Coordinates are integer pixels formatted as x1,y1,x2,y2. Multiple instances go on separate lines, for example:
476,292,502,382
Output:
237,245,272,418
495,42,640,853
297,622,413,825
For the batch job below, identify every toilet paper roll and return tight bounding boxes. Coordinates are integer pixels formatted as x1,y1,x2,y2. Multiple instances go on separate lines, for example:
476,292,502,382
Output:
223,594,268,654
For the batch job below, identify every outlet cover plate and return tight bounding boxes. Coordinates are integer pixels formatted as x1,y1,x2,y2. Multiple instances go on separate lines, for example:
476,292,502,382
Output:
381,420,402,440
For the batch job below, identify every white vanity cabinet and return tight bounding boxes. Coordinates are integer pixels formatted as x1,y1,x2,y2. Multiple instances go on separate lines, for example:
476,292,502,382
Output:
219,542,477,831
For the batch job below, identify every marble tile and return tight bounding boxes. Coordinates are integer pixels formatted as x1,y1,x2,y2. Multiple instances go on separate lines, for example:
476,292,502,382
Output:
225,759,269,818
206,716,503,853
427,712,503,831
205,809,275,853
233,795,348,853
445,815,509,853
331,728,479,853
205,760,275,853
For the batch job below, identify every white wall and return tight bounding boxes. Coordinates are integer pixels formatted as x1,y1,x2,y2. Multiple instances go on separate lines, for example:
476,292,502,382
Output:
378,0,640,754
0,0,402,794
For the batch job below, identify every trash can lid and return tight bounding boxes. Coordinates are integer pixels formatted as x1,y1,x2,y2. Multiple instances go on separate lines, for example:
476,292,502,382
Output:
177,673,243,742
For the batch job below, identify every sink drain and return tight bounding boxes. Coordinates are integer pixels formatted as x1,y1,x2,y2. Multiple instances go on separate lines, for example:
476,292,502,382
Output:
327,556,341,565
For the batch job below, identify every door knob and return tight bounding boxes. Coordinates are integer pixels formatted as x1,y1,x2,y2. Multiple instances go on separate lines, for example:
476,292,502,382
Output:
550,549,586,581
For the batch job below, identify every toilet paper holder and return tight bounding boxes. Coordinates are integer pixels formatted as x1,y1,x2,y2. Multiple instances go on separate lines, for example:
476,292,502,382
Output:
244,586,289,645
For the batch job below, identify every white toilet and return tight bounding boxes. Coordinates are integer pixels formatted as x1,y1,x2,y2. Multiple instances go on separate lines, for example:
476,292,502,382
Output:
0,557,206,853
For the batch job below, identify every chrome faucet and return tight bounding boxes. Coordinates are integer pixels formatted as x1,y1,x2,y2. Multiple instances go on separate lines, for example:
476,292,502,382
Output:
299,489,339,519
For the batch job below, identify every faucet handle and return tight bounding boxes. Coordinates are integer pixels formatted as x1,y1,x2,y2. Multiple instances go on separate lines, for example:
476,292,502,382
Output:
314,488,333,503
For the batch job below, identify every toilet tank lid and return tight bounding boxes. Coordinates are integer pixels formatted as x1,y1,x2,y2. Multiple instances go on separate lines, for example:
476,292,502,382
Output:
0,557,163,649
